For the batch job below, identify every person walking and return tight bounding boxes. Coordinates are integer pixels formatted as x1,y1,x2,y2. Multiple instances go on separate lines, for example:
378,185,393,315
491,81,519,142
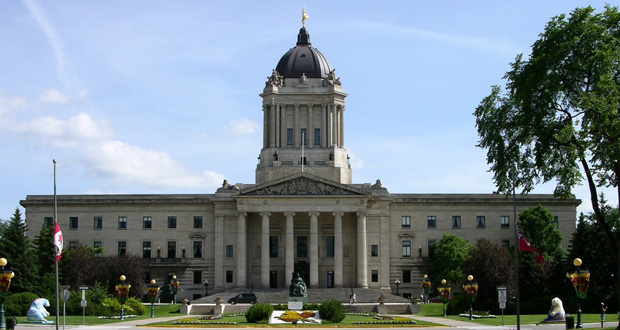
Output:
600,302,607,328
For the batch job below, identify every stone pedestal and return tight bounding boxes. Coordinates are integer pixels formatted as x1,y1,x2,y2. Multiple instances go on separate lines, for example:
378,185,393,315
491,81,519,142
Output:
374,303,387,315
288,296,307,310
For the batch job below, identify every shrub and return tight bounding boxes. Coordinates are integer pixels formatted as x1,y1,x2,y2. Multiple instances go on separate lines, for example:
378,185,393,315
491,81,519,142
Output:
4,292,39,316
318,299,345,323
446,294,468,315
245,303,273,323
125,297,146,315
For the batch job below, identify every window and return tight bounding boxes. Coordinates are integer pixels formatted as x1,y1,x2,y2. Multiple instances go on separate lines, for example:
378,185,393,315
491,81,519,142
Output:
44,217,54,229
93,217,102,229
427,216,436,228
143,216,152,229
226,245,234,258
270,236,279,257
553,216,559,228
428,240,435,257
118,216,127,229
501,239,510,248
193,271,202,284
168,216,177,229
93,241,102,257
287,129,293,145
476,216,486,228
69,217,78,229
118,241,127,256
314,128,320,145
401,216,411,228
403,270,411,283
193,241,202,258
371,270,378,282
194,216,203,228
402,240,411,257
167,241,176,258
325,236,334,258
500,216,510,228
226,270,233,283
452,216,461,228
371,244,379,257
143,241,151,258
69,241,79,248
301,128,307,145
297,236,308,258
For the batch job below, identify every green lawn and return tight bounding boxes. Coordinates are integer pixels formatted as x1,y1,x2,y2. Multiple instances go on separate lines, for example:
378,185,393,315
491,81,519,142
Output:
11,304,180,326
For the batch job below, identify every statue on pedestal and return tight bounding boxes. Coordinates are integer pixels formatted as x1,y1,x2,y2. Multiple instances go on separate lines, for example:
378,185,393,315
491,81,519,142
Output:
289,272,307,297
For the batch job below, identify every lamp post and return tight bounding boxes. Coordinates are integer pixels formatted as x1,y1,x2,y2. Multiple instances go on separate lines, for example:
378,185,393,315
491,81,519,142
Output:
568,258,589,328
421,274,431,304
203,280,209,297
0,258,15,330
463,275,478,321
146,279,159,318
394,279,400,296
438,279,451,317
115,275,131,320
170,275,179,304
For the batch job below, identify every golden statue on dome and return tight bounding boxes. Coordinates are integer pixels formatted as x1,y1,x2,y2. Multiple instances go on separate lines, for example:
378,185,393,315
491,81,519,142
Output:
302,7,309,26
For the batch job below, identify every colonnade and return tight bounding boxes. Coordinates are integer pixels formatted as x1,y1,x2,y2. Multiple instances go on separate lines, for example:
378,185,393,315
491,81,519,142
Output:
234,210,367,289
263,102,345,149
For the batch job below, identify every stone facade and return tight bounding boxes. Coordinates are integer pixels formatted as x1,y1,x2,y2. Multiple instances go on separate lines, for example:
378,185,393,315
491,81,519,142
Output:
21,24,580,300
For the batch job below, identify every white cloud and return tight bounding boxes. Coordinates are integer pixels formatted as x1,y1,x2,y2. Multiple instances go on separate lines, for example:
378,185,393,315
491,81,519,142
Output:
227,118,260,137
85,140,224,189
38,88,88,105
13,112,113,142
0,91,27,117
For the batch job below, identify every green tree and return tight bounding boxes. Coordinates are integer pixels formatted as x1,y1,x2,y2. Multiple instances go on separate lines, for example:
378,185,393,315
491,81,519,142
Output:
474,5,620,324
33,225,55,278
0,208,39,293
519,204,564,259
463,239,514,311
60,244,100,289
429,234,470,284
94,254,146,298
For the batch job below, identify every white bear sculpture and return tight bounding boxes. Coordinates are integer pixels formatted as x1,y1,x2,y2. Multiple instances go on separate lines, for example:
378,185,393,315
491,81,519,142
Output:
541,297,566,323
27,298,53,324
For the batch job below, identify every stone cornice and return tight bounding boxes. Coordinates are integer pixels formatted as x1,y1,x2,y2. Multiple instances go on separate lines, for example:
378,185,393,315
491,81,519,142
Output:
20,194,214,207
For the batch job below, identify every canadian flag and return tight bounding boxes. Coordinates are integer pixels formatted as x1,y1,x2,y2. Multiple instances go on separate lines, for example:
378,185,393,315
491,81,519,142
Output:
517,230,543,264
54,222,63,262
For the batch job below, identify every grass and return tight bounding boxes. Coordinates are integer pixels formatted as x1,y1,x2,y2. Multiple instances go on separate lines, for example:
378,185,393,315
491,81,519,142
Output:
11,304,180,326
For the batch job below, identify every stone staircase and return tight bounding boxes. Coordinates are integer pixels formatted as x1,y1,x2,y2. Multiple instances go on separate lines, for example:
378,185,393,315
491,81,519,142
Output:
192,287,412,304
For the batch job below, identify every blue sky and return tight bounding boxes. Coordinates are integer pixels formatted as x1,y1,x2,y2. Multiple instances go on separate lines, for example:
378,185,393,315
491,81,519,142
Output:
0,1,615,221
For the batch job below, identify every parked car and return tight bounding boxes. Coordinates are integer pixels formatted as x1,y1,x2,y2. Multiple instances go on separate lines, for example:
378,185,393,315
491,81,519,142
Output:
228,293,258,304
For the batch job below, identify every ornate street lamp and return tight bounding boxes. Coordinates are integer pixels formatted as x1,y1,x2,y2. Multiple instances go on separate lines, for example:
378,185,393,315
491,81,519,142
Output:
115,275,131,320
170,275,179,304
203,280,209,297
438,279,451,317
421,274,431,304
0,258,15,330
146,279,160,318
463,275,478,321
568,258,589,328
394,279,400,296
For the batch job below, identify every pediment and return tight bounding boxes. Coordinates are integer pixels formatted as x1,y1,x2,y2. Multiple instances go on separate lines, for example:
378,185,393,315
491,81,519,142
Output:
241,173,363,196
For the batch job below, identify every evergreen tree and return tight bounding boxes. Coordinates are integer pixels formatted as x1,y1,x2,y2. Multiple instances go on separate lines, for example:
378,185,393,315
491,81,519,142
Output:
33,224,55,277
0,208,39,293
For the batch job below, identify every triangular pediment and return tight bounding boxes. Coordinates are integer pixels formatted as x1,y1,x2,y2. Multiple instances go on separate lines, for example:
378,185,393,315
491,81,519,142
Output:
241,172,363,196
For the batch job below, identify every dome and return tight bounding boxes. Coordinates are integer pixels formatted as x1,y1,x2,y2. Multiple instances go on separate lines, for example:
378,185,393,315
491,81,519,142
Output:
275,27,332,79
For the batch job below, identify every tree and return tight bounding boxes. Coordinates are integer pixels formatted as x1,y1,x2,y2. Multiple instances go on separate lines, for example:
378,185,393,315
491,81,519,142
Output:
94,254,146,298
33,225,55,278
429,234,470,285
0,208,39,293
463,239,514,311
60,245,100,289
474,5,620,326
519,204,564,259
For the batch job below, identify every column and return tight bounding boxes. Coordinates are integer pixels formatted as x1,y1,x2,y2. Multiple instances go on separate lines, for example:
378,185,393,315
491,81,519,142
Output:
333,211,344,288
284,211,295,282
308,104,313,149
261,212,271,288
214,215,224,289
339,106,345,147
321,104,327,148
357,211,368,288
275,104,281,147
294,104,300,147
331,104,338,147
380,215,391,289
270,99,276,148
236,212,247,288
327,104,333,147
309,211,320,288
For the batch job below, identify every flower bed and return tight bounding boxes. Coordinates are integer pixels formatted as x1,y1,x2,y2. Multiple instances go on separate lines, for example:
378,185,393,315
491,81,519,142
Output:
270,310,321,324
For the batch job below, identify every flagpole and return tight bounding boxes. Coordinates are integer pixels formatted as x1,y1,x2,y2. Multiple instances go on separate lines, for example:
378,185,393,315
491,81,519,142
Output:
513,184,520,330
53,160,59,330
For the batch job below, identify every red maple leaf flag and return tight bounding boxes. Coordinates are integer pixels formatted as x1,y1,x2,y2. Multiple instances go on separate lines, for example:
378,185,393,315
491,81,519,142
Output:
517,230,543,264
54,222,63,263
